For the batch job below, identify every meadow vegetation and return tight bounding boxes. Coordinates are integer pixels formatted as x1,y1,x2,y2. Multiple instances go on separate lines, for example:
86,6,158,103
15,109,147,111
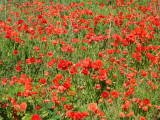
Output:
0,0,160,120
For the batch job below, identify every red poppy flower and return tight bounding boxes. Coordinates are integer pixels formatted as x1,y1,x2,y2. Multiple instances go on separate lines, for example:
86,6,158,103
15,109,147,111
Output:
66,111,88,120
39,78,47,84
91,59,103,70
139,116,147,120
111,91,120,99
88,103,98,112
31,114,42,120
15,65,22,72
13,50,19,55
57,60,72,70
101,91,110,99
19,102,27,111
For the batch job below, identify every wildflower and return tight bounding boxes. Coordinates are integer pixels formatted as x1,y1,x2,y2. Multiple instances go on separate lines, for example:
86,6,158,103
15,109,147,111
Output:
132,52,142,61
15,65,22,72
139,116,147,120
88,103,98,112
119,112,126,118
31,114,42,120
122,101,131,110
95,84,101,90
64,104,73,110
66,111,88,120
19,102,27,112
13,50,19,55
110,91,120,99
57,60,72,70
126,111,134,117
61,45,74,53
91,59,103,70
39,78,47,85
81,68,90,75
101,91,110,99
26,57,36,64
47,59,56,68
69,66,78,74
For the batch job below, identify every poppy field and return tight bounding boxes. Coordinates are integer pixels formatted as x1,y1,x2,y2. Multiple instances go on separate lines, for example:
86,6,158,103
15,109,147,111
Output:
0,0,160,120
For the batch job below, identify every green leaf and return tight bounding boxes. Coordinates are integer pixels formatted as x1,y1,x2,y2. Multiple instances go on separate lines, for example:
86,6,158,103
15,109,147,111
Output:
41,111,49,118
22,114,31,120
0,116,3,120
70,86,76,91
